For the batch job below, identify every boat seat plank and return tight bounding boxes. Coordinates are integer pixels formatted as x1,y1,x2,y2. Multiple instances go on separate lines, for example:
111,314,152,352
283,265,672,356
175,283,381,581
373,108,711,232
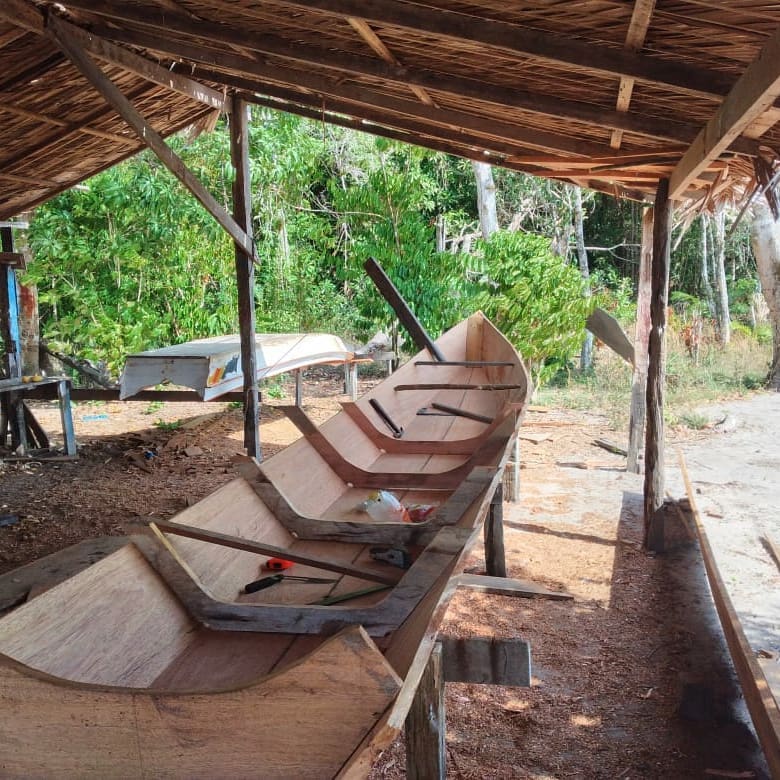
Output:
0,545,196,687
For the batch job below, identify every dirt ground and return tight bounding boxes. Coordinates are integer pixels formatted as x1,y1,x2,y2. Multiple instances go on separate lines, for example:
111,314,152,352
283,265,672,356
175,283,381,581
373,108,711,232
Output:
0,370,773,779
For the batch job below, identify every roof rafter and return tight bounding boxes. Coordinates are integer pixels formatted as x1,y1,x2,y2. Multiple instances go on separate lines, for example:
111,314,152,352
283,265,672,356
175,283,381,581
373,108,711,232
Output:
45,14,255,258
172,0,741,98
81,16,758,155
610,0,656,150
670,23,780,199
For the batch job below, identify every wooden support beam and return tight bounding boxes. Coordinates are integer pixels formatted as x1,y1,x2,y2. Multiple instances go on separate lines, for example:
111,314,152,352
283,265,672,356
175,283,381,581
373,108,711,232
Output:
46,16,256,260
347,16,434,106
230,95,261,458
68,0,742,99
627,207,654,473
81,13,726,151
0,253,25,269
643,180,672,551
670,23,780,199
455,573,574,601
484,483,506,578
405,643,446,780
365,257,445,361
610,0,657,149
439,635,531,686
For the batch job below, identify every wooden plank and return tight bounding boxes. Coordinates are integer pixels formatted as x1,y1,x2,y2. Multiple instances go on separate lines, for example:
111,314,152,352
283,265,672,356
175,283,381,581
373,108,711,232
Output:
455,573,574,601
365,257,445,361
147,519,398,585
585,307,634,365
22,403,48,450
610,0,657,149
484,483,506,578
405,643,446,780
627,207,654,473
46,16,256,259
644,179,672,551
0,252,25,268
230,95,261,458
54,16,227,112
396,383,523,391
415,361,514,367
56,379,77,456
439,636,531,686
680,454,780,777
670,24,780,198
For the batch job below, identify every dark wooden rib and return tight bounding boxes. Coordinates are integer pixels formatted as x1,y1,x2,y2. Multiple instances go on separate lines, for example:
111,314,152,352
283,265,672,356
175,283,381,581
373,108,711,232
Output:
430,402,492,424
132,525,473,636
236,459,494,545
279,404,507,489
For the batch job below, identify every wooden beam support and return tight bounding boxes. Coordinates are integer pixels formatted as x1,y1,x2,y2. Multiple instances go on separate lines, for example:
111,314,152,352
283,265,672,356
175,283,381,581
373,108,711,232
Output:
455,573,574,600
230,95,261,458
484,483,506,577
46,16,256,260
670,23,780,198
439,635,531,686
365,258,445,361
610,0,657,149
347,16,434,107
627,207,653,473
643,180,672,551
405,644,446,780
68,0,743,99
79,12,729,151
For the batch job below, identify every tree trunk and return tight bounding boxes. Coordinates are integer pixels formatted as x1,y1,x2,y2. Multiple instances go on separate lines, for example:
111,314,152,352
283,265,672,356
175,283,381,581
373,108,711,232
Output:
751,199,780,390
700,214,716,318
712,209,731,344
472,160,498,239
571,186,593,371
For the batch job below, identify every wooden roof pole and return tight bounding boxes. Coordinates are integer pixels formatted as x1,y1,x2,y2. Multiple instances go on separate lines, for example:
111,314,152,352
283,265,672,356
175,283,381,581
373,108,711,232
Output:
643,179,672,551
347,17,434,107
610,0,656,149
46,16,256,261
229,95,261,459
669,23,780,199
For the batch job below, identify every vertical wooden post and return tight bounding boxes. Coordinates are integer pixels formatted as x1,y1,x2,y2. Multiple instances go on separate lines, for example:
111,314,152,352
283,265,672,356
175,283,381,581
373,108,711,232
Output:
57,379,77,456
484,482,507,577
0,227,21,379
627,208,654,472
230,96,261,459
406,643,446,780
643,179,673,551
294,369,303,407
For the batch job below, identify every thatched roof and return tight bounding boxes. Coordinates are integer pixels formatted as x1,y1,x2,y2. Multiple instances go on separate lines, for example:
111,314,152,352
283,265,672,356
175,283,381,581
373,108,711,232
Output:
1,1,779,221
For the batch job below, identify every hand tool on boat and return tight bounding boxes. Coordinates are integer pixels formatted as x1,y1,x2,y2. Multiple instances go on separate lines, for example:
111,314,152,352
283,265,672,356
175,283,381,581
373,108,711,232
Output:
370,546,412,569
244,574,337,594
265,557,293,571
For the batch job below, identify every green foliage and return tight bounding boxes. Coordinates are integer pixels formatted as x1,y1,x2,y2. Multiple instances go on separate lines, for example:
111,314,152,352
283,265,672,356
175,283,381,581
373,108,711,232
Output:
467,230,592,384
154,419,182,431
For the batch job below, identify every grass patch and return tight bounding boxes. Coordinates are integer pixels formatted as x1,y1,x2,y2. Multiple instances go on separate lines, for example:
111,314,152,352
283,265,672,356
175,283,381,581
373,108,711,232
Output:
154,419,182,431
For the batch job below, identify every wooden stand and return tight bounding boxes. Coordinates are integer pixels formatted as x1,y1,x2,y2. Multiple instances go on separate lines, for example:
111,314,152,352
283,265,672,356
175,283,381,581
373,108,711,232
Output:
484,483,507,577
405,644,446,780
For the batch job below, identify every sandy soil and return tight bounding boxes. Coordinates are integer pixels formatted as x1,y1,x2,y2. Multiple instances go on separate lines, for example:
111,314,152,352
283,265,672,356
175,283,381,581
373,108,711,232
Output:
0,373,774,778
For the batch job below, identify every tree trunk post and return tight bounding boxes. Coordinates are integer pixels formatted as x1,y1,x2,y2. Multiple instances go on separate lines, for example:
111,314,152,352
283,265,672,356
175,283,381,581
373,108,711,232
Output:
627,207,653,473
230,96,261,458
644,179,673,551
751,199,780,390
484,482,507,577
471,160,498,239
571,186,593,371
405,643,446,780
712,208,731,344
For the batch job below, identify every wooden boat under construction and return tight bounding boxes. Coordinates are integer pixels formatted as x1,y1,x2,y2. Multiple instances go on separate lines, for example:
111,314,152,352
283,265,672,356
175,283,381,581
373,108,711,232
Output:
0,312,531,778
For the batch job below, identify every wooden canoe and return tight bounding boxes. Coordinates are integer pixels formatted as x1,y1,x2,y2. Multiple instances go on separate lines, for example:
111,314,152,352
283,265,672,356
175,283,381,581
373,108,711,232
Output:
0,311,530,778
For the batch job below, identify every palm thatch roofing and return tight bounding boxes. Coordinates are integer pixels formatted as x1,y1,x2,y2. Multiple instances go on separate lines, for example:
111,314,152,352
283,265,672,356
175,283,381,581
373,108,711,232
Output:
1,0,780,222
